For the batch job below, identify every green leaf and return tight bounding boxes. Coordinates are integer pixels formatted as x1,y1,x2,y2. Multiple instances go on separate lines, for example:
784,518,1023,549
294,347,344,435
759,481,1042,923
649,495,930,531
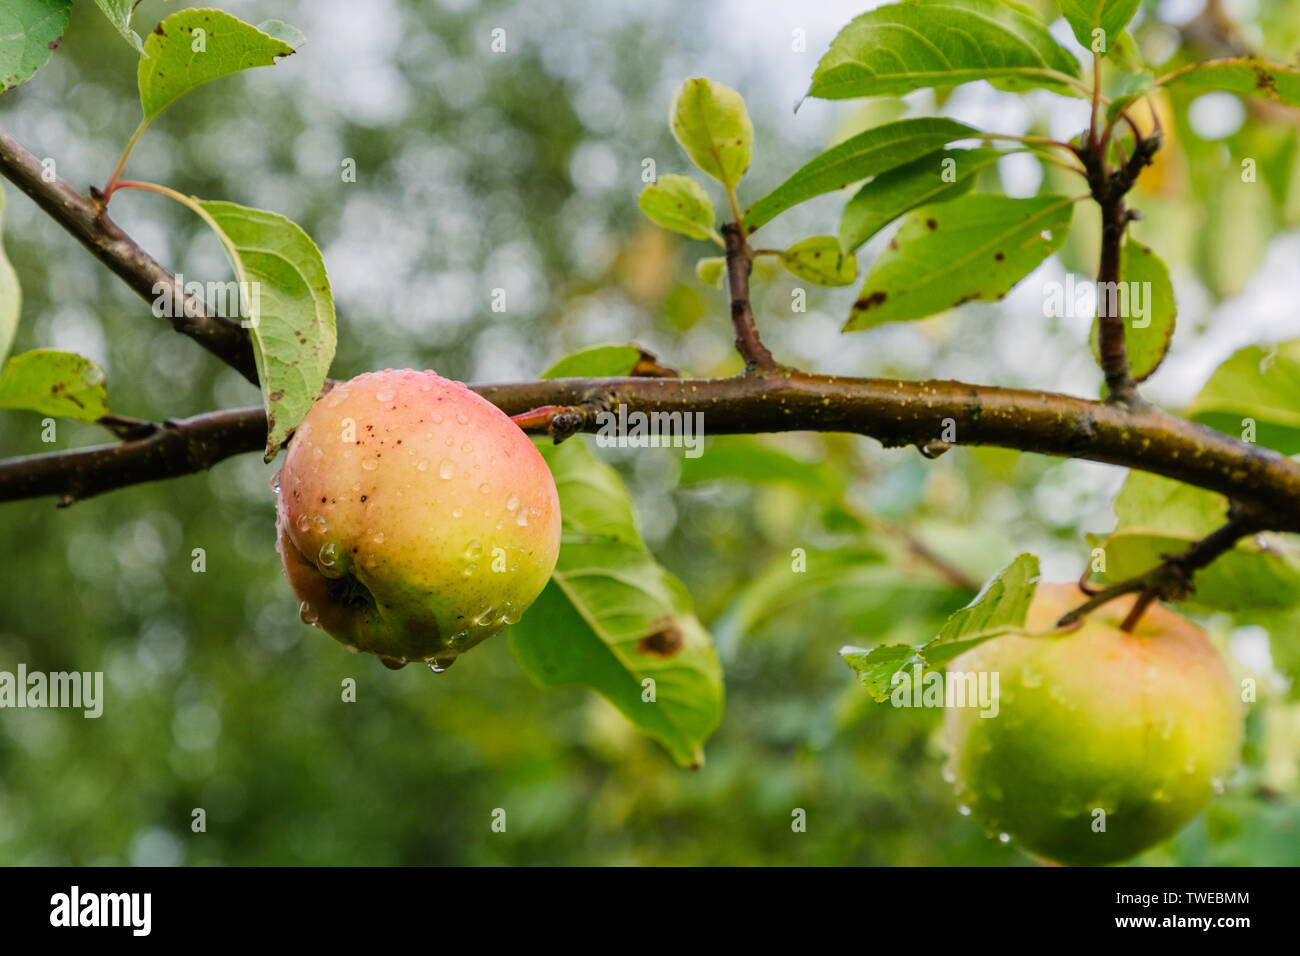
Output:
839,643,921,701
669,77,753,188
542,345,643,380
0,0,70,92
1185,340,1300,453
841,553,1040,700
539,438,642,545
637,174,718,241
138,8,299,122
1057,0,1140,54
678,435,846,501
926,551,1039,659
93,0,144,54
0,186,20,365
1088,240,1176,382
0,349,108,421
839,147,1001,253
1158,56,1300,108
809,0,1082,102
1095,472,1300,612
845,194,1075,330
510,438,724,767
1113,471,1224,538
779,235,857,286
742,117,977,232
196,201,336,458
695,257,725,288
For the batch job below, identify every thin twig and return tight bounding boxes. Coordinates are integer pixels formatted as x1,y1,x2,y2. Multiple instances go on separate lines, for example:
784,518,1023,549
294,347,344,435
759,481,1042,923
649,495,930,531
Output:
720,223,775,371
1057,511,1267,630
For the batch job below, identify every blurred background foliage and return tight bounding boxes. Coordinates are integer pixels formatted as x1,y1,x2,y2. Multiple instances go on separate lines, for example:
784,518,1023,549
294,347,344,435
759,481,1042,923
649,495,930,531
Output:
0,0,1298,865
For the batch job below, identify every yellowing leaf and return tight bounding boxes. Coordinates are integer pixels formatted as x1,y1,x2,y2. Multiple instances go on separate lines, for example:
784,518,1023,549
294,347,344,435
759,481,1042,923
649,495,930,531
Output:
669,77,753,187
0,349,108,421
637,175,718,241
779,235,857,286
695,256,725,288
1088,240,1176,383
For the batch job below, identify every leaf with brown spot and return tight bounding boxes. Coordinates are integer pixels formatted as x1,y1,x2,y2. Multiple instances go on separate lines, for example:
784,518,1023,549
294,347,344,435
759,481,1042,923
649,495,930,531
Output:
0,349,109,422
845,194,1074,330
194,200,336,459
1158,55,1300,107
0,0,70,92
638,620,686,658
137,9,300,122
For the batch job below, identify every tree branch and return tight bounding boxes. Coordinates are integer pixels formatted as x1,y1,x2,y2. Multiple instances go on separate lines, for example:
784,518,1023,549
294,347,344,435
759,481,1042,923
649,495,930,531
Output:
0,407,268,505
0,125,259,384
6,374,1300,531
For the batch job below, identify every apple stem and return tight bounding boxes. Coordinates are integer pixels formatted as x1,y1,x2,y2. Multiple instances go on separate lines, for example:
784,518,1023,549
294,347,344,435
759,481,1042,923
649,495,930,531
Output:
1119,591,1156,633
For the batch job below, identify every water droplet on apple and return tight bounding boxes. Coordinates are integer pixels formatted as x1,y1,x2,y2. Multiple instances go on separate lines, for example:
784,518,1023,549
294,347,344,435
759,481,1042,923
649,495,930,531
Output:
439,459,456,479
461,441,473,454
362,457,379,472
375,387,396,402
516,508,529,526
452,506,464,518
296,514,311,533
417,459,430,472
444,437,454,447
270,471,282,494
299,601,319,625
479,482,490,494
318,542,337,567
456,412,469,425
464,540,483,560
314,515,328,533
380,656,407,670
506,495,519,512
428,656,455,673
372,532,385,545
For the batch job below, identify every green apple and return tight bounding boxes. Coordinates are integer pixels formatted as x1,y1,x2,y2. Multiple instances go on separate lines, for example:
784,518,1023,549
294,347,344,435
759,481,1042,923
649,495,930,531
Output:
275,369,561,671
942,582,1243,865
